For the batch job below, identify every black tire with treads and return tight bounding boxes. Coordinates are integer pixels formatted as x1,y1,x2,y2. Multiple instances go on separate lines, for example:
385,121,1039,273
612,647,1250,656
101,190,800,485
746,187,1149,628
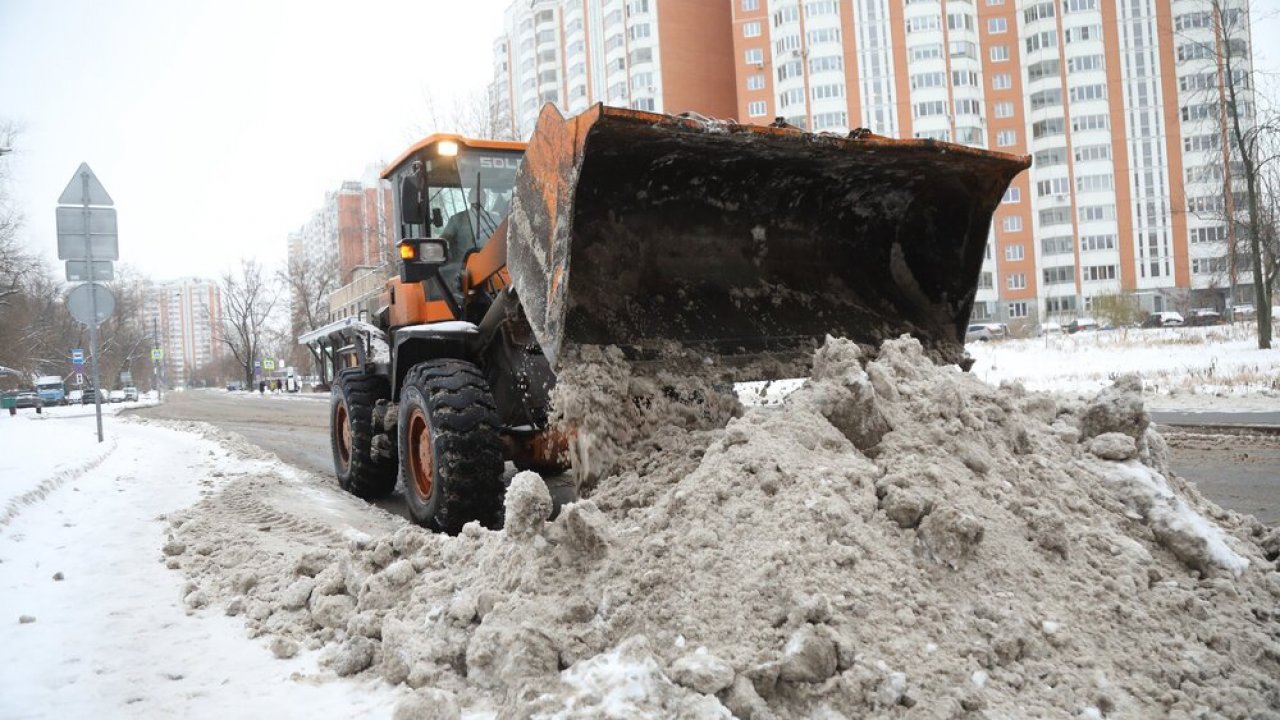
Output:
330,373,397,499
398,359,505,533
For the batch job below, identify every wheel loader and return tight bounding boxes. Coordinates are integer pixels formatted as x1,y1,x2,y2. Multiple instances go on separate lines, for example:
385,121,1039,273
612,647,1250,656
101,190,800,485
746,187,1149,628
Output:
301,103,1030,533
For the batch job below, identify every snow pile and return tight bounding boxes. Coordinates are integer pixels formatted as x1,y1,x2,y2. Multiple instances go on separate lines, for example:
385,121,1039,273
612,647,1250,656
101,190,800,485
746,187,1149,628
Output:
164,336,1280,718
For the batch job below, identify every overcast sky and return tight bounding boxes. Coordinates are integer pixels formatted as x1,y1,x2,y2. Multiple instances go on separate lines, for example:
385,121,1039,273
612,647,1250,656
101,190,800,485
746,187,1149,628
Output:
2,1,1278,284
0,0,507,282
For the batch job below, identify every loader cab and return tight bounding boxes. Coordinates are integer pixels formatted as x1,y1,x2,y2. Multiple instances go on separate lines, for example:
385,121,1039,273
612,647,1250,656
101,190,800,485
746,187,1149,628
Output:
386,136,526,256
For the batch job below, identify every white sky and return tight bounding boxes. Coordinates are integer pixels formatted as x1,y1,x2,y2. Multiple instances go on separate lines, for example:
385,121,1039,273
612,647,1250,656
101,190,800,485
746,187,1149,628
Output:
0,0,507,282
1,1,1278,284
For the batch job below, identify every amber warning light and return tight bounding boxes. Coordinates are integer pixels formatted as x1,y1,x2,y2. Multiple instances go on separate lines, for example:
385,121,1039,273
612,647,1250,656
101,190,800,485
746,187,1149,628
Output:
398,240,448,264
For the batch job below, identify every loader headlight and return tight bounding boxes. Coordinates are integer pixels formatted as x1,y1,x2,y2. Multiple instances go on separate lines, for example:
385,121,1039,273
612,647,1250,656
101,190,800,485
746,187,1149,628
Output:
398,239,448,265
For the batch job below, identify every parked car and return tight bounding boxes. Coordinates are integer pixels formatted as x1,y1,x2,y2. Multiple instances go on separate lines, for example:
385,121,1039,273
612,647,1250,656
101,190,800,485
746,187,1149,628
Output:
1232,304,1256,319
123,386,139,401
3,389,44,412
81,388,102,404
1039,321,1065,336
1142,311,1185,328
1067,318,1100,333
108,389,125,403
965,324,994,342
1185,309,1222,326
68,389,84,403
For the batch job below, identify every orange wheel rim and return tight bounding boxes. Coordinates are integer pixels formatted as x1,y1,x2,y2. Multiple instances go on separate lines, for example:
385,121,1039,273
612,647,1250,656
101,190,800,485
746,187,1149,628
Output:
407,407,433,498
335,401,351,469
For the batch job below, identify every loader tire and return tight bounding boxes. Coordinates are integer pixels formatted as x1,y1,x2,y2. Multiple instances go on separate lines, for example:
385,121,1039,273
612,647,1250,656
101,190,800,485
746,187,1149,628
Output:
399,360,505,534
331,373,398,499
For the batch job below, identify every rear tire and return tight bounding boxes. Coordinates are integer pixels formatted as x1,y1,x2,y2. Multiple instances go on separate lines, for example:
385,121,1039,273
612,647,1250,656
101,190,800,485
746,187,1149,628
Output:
398,360,504,534
331,373,397,499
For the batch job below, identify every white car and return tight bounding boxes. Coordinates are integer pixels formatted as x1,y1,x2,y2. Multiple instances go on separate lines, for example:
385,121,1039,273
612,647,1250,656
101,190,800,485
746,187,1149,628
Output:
965,324,994,342
1039,321,1065,336
108,389,125,403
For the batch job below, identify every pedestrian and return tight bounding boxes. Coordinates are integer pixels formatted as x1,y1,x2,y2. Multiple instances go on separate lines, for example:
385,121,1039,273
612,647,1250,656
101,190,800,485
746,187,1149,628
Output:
259,380,265,394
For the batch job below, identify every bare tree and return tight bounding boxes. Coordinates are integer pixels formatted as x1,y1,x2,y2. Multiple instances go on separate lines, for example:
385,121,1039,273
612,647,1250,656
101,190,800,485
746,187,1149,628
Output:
282,252,337,383
415,87,509,140
1179,2,1280,348
218,259,280,388
0,121,28,309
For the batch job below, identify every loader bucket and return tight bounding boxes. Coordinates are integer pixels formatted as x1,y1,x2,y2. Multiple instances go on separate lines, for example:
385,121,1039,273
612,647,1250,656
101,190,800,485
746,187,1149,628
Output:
506,104,1030,377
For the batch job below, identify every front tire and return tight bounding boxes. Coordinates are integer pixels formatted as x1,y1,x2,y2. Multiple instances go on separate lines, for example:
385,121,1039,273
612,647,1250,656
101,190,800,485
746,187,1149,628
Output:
331,373,397,499
398,360,504,534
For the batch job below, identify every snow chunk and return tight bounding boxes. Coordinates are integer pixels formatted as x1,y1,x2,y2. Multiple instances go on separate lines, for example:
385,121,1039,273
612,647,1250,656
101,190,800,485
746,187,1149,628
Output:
1103,460,1248,576
536,636,732,719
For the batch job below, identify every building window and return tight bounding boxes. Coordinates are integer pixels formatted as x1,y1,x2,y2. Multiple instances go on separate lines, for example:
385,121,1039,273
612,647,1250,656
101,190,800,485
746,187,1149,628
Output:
978,272,993,289
1002,215,1023,232
745,48,764,65
988,17,1007,33
811,84,845,100
1043,266,1074,285
992,73,1012,90
746,74,765,91
1002,187,1021,203
743,21,761,37
994,101,1014,118
748,100,768,117
990,45,1009,62
1006,273,1027,290
913,100,947,118
742,0,759,10
906,16,941,33
1036,177,1070,197
996,129,1017,146
1083,264,1117,281
1042,236,1073,255
1005,244,1025,261
1007,301,1028,318
812,111,848,129
1081,234,1117,251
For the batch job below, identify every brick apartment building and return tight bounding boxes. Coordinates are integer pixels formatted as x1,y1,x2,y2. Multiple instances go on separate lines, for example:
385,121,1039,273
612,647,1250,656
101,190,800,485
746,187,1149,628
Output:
492,0,1258,327
489,0,739,140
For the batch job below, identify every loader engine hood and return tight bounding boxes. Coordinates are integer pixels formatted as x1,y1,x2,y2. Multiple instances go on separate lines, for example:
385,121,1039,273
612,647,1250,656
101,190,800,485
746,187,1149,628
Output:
506,104,1030,377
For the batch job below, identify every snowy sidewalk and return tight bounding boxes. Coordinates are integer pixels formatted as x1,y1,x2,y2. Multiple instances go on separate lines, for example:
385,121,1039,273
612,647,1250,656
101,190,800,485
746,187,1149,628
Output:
0,410,399,720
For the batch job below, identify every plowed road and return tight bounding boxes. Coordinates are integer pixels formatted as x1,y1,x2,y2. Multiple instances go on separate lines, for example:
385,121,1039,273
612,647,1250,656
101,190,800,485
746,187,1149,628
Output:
133,389,1280,525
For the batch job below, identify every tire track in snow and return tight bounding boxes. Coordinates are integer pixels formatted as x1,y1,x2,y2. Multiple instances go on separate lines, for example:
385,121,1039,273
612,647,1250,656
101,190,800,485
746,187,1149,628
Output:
1,436,120,530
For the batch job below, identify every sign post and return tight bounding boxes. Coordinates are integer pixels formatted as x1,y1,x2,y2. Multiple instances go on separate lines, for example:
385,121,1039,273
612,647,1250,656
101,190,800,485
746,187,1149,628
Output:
57,164,117,442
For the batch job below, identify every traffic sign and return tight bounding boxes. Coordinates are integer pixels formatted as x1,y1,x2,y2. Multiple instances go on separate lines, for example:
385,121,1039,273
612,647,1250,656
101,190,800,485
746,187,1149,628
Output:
263,359,276,371
151,348,163,361
75,373,84,385
57,163,114,206
55,206,119,260
65,259,115,282
66,282,116,326
71,349,84,363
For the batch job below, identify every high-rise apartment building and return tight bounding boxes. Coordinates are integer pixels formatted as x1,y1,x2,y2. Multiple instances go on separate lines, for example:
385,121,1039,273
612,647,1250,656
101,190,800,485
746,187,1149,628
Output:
490,0,1257,327
490,0,738,140
730,0,1256,326
145,278,223,385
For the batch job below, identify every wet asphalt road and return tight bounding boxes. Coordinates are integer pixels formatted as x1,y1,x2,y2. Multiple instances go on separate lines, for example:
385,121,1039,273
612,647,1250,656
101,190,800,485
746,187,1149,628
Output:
133,389,1280,526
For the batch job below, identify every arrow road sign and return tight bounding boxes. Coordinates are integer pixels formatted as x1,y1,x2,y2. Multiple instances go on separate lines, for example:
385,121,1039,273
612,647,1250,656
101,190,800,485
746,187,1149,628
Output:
56,206,119,260
66,282,116,327
57,163,114,206
65,259,115,282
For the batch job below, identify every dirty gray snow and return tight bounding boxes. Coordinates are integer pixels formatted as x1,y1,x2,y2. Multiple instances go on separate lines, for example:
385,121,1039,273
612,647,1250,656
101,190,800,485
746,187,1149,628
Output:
164,336,1280,718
